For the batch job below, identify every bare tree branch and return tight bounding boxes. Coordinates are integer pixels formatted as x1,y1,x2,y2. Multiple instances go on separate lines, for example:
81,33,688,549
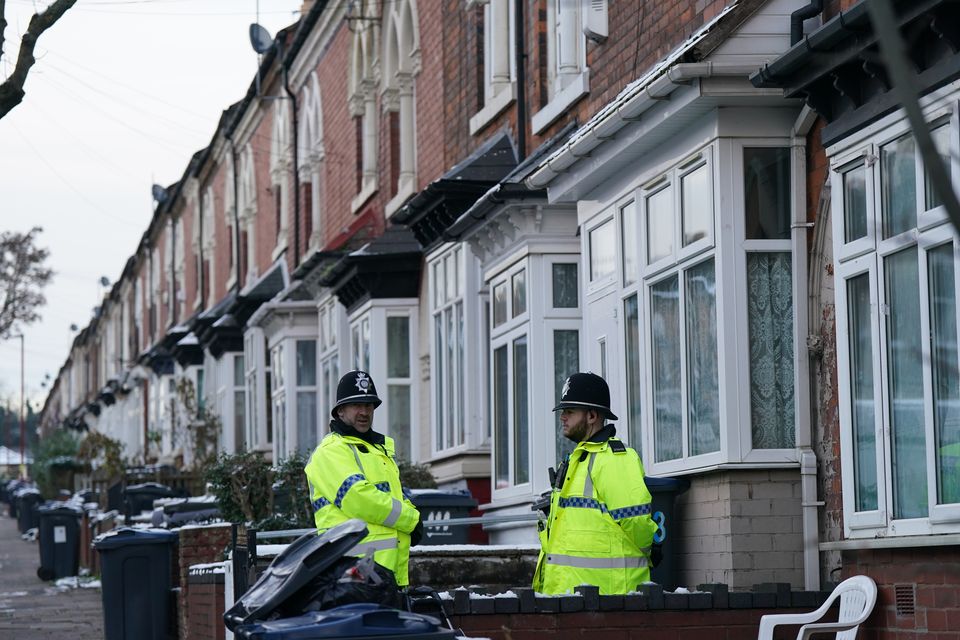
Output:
0,0,77,120
0,226,53,339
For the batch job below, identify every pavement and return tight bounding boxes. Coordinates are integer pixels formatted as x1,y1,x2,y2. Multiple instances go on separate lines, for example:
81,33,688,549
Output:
0,507,105,640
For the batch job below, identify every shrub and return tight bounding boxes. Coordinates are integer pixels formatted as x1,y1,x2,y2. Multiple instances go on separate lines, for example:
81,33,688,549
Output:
31,429,81,497
398,457,438,489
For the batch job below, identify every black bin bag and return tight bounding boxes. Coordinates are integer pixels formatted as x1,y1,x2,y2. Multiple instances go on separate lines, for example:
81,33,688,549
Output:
224,519,401,632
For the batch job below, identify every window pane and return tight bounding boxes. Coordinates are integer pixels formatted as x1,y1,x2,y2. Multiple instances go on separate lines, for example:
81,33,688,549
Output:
387,317,410,378
685,259,720,455
389,385,411,461
493,282,508,327
553,329,579,465
456,301,465,446
296,340,317,386
681,164,711,246
843,162,868,243
928,243,960,505
433,261,444,307
647,185,673,263
748,253,795,449
651,275,681,462
552,263,579,308
234,389,246,451
590,220,616,281
296,391,317,455
351,326,361,370
848,275,878,512
362,318,371,371
446,308,455,439
881,134,917,238
322,357,335,424
513,335,529,485
434,313,445,449
925,125,951,211
445,253,456,302
884,247,927,518
512,269,527,317
196,369,205,415
624,294,642,455
233,355,245,387
621,200,638,284
494,345,509,488
744,147,791,240
273,346,284,389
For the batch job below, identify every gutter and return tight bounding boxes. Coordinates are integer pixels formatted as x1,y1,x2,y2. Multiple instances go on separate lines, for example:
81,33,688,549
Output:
526,61,765,190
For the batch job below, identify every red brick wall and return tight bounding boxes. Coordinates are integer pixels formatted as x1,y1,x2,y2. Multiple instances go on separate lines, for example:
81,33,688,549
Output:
841,547,960,640
186,578,225,640
178,523,232,640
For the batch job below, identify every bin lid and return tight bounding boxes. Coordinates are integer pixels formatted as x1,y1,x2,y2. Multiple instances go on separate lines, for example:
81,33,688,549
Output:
224,519,369,631
124,482,177,496
233,604,457,640
644,476,691,494
93,526,177,550
38,503,82,516
407,489,477,509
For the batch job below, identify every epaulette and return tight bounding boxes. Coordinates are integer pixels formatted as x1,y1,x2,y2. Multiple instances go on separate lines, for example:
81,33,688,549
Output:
608,439,627,454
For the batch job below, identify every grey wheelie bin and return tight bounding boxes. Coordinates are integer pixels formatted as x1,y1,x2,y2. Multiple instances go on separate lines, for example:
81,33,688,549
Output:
645,475,691,590
94,527,178,640
36,503,82,580
16,488,43,533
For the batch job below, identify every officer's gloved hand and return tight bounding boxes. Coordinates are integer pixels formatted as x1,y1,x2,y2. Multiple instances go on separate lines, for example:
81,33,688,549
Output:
650,543,663,568
410,515,424,546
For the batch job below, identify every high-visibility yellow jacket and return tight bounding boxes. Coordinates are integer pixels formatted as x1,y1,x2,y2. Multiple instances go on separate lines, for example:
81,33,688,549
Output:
533,436,657,595
304,431,420,586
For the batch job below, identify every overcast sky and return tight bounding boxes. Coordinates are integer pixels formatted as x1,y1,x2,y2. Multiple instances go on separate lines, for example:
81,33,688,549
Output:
0,0,305,409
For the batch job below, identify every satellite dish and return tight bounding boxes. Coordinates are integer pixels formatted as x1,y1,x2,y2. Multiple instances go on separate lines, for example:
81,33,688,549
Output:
249,23,274,54
151,184,168,204
69,323,79,332
99,276,111,287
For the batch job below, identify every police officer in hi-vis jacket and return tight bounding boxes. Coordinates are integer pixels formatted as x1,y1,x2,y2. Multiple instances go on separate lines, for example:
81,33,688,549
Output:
533,372,658,595
304,370,423,586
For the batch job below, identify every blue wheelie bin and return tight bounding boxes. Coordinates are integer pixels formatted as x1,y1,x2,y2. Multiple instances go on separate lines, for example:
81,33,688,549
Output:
233,603,457,639
36,503,82,580
94,527,178,640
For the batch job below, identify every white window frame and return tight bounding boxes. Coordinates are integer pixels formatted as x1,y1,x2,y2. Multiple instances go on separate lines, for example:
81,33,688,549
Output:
382,0,420,217
299,72,325,255
317,296,346,433
469,0,517,135
348,299,420,459
269,100,292,261
429,244,467,455
244,328,271,452
349,17,380,213
830,88,960,538
532,0,589,135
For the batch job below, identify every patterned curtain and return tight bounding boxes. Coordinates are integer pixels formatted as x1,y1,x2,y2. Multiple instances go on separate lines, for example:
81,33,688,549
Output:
748,252,795,449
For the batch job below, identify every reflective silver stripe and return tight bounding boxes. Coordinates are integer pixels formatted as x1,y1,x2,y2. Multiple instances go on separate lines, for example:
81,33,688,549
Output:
382,497,403,527
583,452,597,497
546,553,648,569
349,444,366,474
347,537,399,556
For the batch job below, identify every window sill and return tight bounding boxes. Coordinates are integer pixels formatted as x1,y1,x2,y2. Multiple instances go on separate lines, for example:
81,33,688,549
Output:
351,180,378,214
271,237,288,263
469,85,516,135
531,70,589,135
819,533,960,551
385,177,417,219
224,274,237,292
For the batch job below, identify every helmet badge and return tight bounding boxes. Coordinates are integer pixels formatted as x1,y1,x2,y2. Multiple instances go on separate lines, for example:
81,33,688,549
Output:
355,372,372,393
561,377,571,399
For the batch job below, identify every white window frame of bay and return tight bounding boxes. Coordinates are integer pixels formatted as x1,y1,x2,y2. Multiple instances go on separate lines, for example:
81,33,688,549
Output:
581,127,806,478
347,299,419,463
830,85,960,539
488,247,582,501
427,242,489,458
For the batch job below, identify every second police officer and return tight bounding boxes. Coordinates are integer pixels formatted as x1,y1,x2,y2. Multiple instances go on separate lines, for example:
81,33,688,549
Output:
304,370,423,587
533,372,658,595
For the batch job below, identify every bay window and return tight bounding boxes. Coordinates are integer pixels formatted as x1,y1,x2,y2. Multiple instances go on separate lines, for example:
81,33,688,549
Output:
430,246,467,453
832,100,960,537
318,297,344,429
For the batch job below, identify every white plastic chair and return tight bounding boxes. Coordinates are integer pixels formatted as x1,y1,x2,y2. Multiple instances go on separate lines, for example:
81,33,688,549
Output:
757,575,877,640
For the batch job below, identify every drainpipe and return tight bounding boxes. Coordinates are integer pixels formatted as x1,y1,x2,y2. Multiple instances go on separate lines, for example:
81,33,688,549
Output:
790,0,824,46
282,53,301,267
513,0,526,160
198,187,204,308
792,105,822,591
170,219,177,324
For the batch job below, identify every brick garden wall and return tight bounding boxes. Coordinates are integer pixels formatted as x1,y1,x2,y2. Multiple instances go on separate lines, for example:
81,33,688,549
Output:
186,571,225,640
178,523,232,640
841,546,960,640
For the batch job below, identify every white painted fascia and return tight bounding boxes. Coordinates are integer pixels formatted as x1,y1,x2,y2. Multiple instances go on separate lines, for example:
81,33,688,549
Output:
526,60,765,190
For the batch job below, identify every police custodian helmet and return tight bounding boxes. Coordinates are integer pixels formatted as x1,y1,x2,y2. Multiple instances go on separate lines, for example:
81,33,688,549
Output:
552,372,619,421
331,370,383,418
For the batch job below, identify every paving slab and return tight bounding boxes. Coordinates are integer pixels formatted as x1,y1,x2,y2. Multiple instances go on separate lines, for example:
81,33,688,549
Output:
0,508,104,640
